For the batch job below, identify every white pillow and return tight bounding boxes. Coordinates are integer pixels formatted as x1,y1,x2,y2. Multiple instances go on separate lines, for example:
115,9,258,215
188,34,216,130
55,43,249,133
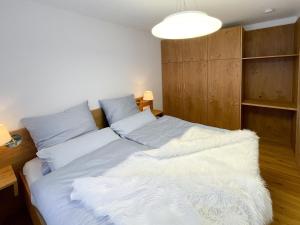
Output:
111,109,156,137
37,128,120,171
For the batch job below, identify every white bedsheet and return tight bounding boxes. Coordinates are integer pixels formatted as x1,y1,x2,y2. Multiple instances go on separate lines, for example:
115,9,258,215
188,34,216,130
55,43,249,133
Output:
23,157,43,187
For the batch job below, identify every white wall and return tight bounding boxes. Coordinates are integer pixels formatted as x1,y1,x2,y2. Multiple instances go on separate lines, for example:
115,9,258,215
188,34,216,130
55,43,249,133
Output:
0,0,162,130
244,16,298,30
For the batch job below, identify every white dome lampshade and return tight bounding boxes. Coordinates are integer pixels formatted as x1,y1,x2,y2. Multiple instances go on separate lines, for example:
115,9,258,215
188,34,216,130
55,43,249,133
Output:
143,91,154,101
152,11,222,39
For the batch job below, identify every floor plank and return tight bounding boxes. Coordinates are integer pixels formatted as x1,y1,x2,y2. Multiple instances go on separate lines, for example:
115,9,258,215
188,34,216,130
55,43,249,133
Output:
260,143,300,225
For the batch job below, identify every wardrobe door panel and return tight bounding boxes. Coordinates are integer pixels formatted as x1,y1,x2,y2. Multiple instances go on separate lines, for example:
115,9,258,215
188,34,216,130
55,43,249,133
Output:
182,61,208,124
162,63,184,118
208,26,242,60
182,37,207,61
208,59,241,129
161,40,183,63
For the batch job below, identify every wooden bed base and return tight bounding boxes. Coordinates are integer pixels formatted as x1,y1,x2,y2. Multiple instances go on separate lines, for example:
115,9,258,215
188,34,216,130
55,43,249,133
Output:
20,172,46,225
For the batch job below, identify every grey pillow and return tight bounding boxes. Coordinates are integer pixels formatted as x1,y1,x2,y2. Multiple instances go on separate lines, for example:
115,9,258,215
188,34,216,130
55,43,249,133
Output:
99,95,139,125
22,101,97,151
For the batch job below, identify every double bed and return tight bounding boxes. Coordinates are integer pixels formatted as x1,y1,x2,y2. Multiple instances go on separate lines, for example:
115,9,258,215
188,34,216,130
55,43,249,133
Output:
16,96,272,225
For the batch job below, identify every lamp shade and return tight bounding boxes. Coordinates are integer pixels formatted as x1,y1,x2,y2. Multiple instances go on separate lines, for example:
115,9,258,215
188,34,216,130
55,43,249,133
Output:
0,124,12,146
152,11,222,39
143,91,154,101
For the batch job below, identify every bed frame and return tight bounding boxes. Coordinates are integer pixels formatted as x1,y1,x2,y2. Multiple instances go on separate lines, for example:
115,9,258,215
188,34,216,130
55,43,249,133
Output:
20,172,46,225
0,98,148,225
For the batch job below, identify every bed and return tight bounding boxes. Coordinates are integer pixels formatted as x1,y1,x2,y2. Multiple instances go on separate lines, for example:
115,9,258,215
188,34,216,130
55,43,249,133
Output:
15,96,272,225
20,114,215,225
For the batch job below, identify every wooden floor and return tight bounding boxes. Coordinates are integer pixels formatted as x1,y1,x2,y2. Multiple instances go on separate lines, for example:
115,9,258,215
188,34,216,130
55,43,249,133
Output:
260,143,300,225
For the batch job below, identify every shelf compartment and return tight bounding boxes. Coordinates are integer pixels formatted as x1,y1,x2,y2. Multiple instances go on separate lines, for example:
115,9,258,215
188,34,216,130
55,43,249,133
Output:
243,54,299,60
242,99,297,111
243,57,296,103
242,107,295,148
243,24,296,58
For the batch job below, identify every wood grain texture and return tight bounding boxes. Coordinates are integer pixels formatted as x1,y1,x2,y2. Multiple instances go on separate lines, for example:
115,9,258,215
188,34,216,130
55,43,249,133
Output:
161,40,183,63
162,62,184,118
296,18,300,52
243,57,296,103
182,37,207,61
243,107,294,147
295,18,300,165
151,109,163,117
182,61,208,124
0,165,17,196
243,54,299,60
260,143,300,225
296,53,300,165
20,172,46,225
242,99,297,111
244,24,296,57
161,26,242,128
207,59,241,129
0,128,37,173
208,26,242,59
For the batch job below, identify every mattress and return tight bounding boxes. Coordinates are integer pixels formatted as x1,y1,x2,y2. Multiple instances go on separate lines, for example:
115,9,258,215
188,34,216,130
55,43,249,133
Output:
23,157,43,187
31,139,149,225
23,157,44,205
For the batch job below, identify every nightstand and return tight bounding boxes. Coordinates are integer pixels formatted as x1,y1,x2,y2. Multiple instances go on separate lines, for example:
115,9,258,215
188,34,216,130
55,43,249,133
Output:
152,109,163,117
0,165,18,196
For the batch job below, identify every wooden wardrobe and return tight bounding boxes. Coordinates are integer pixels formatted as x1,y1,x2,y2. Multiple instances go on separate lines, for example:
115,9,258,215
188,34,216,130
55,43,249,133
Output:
162,26,242,130
161,19,300,165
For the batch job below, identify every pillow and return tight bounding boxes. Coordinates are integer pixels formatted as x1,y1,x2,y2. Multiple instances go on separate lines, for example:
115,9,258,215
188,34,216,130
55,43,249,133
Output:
99,94,139,125
37,128,120,171
111,109,156,137
22,102,97,151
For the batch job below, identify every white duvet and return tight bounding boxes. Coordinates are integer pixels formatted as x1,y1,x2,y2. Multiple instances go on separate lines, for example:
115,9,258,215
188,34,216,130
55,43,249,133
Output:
71,127,273,225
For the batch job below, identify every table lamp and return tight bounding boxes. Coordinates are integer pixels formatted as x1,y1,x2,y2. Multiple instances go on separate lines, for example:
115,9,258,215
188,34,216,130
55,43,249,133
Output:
0,124,22,148
142,91,154,110
143,91,154,101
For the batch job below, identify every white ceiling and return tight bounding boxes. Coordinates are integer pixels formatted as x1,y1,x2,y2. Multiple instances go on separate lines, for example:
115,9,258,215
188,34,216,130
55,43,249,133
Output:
32,0,300,30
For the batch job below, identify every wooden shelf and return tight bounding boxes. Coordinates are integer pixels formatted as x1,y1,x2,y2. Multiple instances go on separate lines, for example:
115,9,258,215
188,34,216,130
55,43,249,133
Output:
243,54,299,60
242,99,297,111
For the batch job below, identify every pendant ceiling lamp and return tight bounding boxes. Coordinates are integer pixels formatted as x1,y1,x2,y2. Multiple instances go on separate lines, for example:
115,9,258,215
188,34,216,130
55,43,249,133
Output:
152,1,222,39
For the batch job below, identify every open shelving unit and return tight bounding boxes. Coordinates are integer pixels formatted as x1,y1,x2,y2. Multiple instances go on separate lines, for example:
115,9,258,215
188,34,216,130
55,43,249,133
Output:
243,54,299,60
242,23,300,149
242,99,297,111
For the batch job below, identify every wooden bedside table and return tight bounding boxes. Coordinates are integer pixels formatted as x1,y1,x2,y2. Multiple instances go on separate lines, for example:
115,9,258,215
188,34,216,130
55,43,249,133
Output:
152,109,163,117
0,165,18,196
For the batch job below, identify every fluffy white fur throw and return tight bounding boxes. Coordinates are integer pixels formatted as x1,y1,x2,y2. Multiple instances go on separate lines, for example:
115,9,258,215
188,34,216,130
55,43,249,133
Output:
71,127,273,225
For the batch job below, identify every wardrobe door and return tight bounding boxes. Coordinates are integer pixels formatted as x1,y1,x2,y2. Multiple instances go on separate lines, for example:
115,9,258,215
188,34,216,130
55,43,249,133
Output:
208,26,242,60
182,61,208,124
207,59,241,129
162,62,184,118
161,40,183,63
182,37,208,61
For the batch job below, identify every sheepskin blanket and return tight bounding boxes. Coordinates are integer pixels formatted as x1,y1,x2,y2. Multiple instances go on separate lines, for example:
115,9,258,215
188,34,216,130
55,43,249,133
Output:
71,127,273,225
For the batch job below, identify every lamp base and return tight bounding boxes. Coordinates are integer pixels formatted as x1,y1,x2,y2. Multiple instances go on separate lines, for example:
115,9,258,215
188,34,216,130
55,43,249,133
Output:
6,134,22,148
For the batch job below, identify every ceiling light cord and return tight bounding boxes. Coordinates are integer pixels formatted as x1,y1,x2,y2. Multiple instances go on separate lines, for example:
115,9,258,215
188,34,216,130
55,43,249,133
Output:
177,0,188,12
